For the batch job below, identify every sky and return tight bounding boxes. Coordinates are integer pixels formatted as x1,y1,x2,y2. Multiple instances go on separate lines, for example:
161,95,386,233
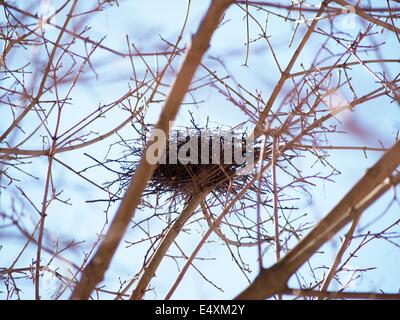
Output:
1,0,399,299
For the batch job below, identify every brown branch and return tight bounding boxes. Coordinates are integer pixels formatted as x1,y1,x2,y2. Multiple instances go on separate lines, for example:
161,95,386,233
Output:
235,1,400,13
255,1,329,137
69,0,234,300
271,134,281,262
200,200,260,247
318,213,361,296
284,288,400,300
319,170,400,295
332,0,400,34
129,191,207,300
293,144,388,152
1,2,177,59
290,59,400,78
0,0,78,142
235,139,400,299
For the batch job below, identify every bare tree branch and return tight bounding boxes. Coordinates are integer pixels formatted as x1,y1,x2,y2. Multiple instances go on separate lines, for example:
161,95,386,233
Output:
236,139,400,299
70,0,234,300
129,191,208,300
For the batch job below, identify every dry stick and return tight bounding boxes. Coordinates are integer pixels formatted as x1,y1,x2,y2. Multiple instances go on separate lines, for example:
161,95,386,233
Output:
236,1,400,13
0,143,388,159
254,1,329,137
292,144,388,152
235,139,400,299
163,168,262,299
271,134,280,262
32,183,48,300
270,134,282,300
1,2,176,59
290,59,400,78
0,0,78,142
70,0,234,300
164,148,282,299
34,154,54,300
268,134,282,300
256,134,267,270
33,1,79,300
284,288,400,300
242,0,329,287
200,200,255,247
318,213,361,297
319,170,400,297
129,191,207,300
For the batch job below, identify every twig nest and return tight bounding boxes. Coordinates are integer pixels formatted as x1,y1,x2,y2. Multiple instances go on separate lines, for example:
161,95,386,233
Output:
146,128,260,195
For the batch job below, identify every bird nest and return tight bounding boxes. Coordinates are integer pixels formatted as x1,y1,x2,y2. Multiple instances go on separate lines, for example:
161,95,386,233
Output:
148,130,260,195
103,126,264,203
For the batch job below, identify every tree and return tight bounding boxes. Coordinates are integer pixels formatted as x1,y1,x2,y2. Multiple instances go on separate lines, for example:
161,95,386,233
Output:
1,0,399,300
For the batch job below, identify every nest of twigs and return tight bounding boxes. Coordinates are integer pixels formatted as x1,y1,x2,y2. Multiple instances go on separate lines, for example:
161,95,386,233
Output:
107,127,264,201
85,125,277,209
147,130,261,195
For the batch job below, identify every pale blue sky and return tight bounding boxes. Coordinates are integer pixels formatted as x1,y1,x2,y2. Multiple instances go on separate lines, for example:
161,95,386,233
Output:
1,0,399,299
